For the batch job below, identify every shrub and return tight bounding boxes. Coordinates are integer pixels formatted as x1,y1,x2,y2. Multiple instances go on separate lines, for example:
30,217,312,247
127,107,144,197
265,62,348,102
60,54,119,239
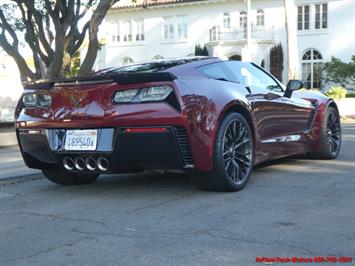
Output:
325,87,348,100
346,93,355,98
270,43,284,82
194,45,208,56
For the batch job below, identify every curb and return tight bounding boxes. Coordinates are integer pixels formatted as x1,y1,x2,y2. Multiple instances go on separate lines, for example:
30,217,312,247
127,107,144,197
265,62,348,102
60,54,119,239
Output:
341,116,355,123
0,173,43,186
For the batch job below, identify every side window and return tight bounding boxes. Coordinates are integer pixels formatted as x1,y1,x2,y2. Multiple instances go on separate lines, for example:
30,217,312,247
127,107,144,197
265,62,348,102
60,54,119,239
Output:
226,61,283,93
197,62,236,82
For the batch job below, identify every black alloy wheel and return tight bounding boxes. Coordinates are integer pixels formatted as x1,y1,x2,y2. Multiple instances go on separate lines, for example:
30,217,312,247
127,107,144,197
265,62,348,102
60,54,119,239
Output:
222,118,253,185
192,112,254,192
308,106,341,159
326,110,341,156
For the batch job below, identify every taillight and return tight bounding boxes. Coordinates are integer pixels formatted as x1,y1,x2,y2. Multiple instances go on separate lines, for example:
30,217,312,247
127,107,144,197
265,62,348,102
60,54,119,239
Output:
113,86,173,103
22,93,52,108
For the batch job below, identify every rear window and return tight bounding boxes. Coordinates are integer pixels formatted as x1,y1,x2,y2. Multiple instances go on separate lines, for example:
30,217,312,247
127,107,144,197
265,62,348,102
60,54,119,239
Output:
197,62,237,82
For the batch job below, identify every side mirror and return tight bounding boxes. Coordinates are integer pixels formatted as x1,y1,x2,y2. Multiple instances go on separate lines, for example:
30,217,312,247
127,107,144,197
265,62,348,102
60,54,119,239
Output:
284,80,304,98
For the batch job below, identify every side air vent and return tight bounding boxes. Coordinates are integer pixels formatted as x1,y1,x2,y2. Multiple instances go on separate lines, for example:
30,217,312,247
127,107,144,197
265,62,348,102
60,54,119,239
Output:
305,102,318,131
174,127,194,167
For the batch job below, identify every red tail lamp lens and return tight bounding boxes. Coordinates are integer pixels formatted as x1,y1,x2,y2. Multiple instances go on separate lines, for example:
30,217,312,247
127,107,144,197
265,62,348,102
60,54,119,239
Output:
125,127,168,133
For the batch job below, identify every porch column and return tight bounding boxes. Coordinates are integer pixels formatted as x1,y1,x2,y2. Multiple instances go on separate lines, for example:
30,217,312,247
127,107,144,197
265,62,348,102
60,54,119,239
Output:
242,0,252,61
284,0,300,79
246,0,251,48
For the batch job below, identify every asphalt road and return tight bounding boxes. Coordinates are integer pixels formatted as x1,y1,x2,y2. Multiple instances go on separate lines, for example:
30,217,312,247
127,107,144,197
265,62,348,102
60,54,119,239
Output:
0,145,39,181
0,123,354,266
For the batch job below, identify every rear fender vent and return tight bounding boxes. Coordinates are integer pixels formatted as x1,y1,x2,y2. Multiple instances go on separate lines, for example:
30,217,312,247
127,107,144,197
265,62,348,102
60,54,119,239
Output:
304,102,318,131
165,92,181,112
174,127,194,167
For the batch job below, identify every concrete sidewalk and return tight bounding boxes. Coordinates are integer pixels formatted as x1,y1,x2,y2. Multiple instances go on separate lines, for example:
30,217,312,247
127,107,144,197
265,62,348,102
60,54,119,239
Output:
0,129,17,147
0,146,39,181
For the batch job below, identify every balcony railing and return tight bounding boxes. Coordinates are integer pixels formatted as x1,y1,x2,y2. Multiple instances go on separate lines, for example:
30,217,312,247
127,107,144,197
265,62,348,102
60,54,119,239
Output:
209,25,275,42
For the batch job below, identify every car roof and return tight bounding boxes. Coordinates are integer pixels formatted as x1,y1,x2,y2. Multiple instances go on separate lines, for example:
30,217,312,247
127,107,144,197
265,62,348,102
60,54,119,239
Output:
106,57,221,74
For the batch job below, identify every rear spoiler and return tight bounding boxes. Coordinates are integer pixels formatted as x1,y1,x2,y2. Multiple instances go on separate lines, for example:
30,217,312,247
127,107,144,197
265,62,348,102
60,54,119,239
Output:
24,72,177,90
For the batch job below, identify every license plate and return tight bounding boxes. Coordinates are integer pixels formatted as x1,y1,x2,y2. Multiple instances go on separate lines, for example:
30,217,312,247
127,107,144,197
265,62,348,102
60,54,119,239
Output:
64,130,98,151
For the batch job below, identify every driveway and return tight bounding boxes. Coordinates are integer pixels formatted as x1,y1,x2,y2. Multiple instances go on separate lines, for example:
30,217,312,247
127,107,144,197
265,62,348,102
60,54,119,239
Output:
0,123,354,265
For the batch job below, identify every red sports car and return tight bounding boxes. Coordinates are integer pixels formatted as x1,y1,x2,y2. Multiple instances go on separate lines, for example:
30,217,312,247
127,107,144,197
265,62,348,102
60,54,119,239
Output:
15,57,341,191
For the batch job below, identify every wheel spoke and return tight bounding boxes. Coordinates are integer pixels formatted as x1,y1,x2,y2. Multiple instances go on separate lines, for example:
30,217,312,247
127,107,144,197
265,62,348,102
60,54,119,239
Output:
328,138,336,152
223,150,230,156
231,159,240,181
233,126,245,145
234,138,250,149
224,156,230,163
235,155,250,167
225,132,233,143
329,141,334,153
225,159,232,172
232,121,238,140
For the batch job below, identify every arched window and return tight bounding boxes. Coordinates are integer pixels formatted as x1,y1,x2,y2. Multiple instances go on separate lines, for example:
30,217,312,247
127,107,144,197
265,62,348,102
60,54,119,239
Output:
240,11,247,28
240,11,247,38
122,56,134,65
152,55,164,60
301,49,323,89
256,10,264,26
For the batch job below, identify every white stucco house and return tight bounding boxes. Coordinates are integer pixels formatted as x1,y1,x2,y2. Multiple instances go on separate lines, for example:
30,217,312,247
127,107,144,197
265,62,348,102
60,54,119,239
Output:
98,0,355,89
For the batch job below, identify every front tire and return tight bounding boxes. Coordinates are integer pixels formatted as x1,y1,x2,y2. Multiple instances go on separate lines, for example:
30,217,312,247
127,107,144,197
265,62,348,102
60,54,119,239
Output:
192,113,254,192
42,169,99,185
308,107,341,159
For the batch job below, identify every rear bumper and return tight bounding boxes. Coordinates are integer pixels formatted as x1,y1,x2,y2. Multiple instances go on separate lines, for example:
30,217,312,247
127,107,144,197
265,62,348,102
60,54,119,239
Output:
17,126,194,174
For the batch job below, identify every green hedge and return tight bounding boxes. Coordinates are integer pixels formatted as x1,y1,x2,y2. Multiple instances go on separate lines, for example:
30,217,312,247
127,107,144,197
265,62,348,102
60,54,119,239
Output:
346,93,355,98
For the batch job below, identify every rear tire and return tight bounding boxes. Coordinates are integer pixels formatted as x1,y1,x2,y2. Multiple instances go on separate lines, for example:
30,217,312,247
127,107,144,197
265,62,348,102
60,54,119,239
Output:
308,107,341,159
42,169,99,185
192,113,254,192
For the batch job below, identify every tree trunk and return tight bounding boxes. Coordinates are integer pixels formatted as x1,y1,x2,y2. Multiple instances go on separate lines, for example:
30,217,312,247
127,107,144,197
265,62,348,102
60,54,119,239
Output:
44,24,65,79
79,0,114,75
79,29,100,75
284,0,299,80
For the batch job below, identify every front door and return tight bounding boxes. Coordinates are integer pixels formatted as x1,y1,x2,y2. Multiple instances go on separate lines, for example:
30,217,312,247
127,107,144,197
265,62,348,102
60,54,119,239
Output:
226,62,312,159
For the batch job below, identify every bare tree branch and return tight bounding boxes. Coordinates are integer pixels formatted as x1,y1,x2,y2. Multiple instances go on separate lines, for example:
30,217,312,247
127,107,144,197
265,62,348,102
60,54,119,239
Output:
0,8,39,82
19,0,54,60
0,0,119,83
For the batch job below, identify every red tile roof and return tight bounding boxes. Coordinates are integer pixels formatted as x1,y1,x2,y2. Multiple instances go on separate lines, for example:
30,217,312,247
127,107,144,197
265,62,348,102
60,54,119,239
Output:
112,0,207,9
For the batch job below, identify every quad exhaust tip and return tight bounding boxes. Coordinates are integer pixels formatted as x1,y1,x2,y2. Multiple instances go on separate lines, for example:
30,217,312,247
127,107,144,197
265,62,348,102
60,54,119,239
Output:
74,157,85,171
63,156,109,171
97,157,109,172
63,156,75,171
85,156,97,171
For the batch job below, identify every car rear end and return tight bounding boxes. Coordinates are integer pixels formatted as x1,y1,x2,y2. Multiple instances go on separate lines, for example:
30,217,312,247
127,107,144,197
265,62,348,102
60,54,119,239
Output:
15,72,195,176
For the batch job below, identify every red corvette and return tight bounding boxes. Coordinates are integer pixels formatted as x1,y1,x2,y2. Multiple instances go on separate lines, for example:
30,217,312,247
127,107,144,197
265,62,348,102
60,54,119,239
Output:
15,57,341,191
